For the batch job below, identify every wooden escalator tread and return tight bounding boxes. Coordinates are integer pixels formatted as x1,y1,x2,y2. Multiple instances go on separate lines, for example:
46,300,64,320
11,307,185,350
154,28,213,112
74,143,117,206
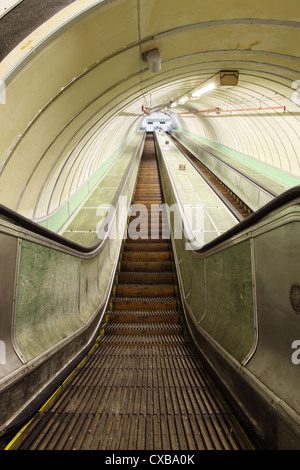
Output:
9,134,254,451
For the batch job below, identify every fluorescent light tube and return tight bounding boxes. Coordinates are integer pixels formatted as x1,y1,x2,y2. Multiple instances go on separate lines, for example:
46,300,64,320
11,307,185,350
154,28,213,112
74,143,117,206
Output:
192,83,216,97
179,96,188,104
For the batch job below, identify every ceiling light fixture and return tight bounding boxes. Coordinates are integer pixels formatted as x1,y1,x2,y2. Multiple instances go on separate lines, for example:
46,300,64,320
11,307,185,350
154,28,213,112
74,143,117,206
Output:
178,96,188,104
167,71,239,111
191,82,216,98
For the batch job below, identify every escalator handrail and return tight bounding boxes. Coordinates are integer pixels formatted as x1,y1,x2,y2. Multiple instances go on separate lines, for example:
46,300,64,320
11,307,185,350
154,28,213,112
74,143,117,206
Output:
196,183,300,253
0,131,145,257
0,131,299,257
155,131,300,253
168,129,279,199
167,132,245,222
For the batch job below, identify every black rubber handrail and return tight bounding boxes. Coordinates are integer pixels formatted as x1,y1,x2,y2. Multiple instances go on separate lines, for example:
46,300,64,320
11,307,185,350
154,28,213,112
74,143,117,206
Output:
0,132,146,256
167,132,249,222
195,184,300,254
155,130,300,254
0,172,299,257
168,129,277,198
0,203,95,253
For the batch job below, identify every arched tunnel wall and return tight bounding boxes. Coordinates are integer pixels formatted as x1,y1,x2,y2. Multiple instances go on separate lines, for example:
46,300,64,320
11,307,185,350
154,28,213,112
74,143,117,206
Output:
0,0,300,228
171,74,300,182
0,0,300,450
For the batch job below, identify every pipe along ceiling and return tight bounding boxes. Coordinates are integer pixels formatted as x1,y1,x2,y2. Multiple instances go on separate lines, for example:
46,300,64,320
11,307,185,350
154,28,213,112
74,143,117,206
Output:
0,0,300,224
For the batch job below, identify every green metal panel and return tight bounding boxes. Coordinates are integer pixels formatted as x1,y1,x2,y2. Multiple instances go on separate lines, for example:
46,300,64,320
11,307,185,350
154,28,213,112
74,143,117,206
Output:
37,130,141,233
79,255,101,322
68,182,89,215
175,128,300,191
16,241,83,361
47,204,69,233
155,130,256,363
188,240,255,363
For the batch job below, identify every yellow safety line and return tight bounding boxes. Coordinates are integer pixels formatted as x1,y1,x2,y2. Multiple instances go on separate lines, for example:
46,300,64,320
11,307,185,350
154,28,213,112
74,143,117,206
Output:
5,337,102,450
207,381,256,450
98,314,110,337
230,414,256,450
4,416,36,451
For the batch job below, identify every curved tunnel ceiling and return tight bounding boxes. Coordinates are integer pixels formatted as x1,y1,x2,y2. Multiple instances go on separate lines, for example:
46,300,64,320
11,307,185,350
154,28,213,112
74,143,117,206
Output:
0,0,300,221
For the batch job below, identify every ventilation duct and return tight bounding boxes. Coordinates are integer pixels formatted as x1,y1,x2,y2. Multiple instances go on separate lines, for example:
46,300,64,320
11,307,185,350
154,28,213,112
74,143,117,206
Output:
142,49,161,73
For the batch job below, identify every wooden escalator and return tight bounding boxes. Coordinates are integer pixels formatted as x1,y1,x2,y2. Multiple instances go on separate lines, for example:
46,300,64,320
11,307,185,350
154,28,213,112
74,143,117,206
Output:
7,133,254,451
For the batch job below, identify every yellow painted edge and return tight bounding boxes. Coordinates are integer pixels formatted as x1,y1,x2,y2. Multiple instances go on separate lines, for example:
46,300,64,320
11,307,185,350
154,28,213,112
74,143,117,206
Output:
4,416,35,450
4,337,101,450
230,415,256,450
